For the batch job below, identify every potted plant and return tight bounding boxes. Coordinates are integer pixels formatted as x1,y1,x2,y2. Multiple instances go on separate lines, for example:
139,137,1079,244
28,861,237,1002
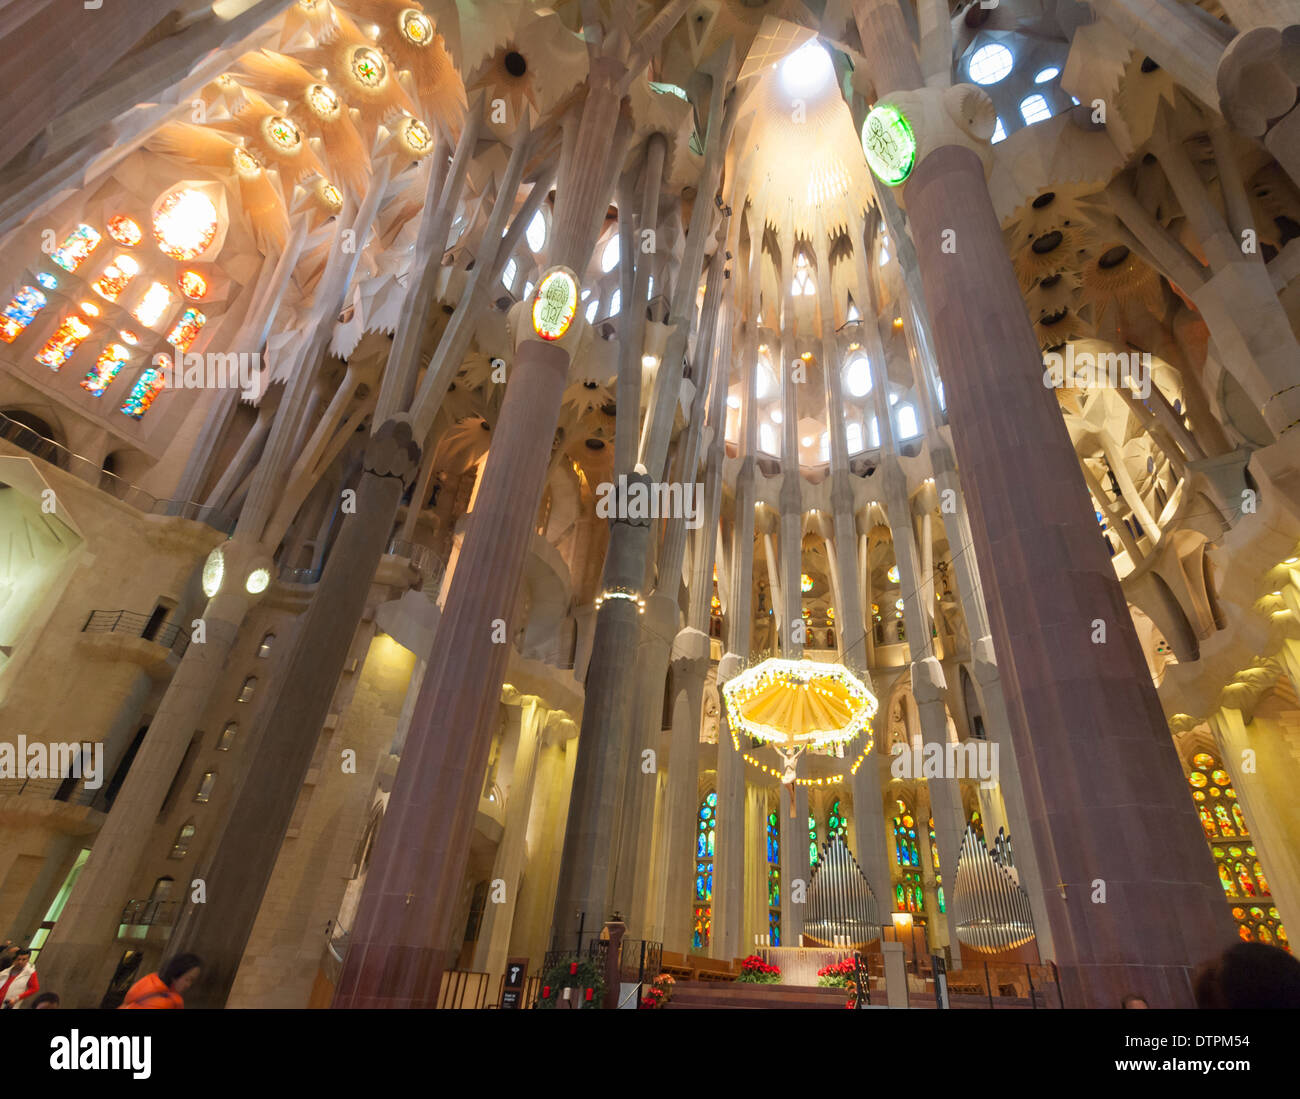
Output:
736,954,782,984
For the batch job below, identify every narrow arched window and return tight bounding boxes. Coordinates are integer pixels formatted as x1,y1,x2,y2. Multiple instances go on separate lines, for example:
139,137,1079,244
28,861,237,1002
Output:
693,791,717,948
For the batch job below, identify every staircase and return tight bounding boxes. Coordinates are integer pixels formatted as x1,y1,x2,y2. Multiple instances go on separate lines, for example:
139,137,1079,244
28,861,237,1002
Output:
664,981,850,1010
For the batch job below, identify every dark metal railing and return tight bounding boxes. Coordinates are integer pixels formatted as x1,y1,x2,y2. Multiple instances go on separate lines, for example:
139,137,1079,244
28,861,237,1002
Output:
0,411,236,533
82,610,190,657
119,899,181,927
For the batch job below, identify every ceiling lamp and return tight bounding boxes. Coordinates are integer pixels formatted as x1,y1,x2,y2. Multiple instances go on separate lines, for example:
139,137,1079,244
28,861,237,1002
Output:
349,46,387,89
400,9,433,45
153,189,219,261
781,39,834,98
318,180,343,210
264,115,303,152
232,147,262,177
398,116,433,156
306,83,341,121
106,215,143,247
722,658,877,751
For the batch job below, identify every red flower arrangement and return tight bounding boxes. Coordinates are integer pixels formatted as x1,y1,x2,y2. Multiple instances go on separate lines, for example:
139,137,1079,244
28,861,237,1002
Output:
736,954,782,984
817,958,861,1007
640,972,676,1009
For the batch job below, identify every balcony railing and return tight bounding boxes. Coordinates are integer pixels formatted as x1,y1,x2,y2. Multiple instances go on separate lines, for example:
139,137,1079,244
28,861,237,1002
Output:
119,899,181,927
82,609,191,658
0,410,236,533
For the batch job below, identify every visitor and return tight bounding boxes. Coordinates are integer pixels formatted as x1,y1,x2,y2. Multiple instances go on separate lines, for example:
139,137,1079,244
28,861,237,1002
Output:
1120,993,1149,1008
1194,942,1300,1008
118,953,202,1009
0,949,39,1008
0,942,16,972
28,992,59,1009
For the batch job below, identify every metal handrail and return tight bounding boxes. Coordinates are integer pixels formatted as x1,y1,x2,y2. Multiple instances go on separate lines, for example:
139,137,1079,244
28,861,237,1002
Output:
119,899,181,927
0,410,236,533
82,609,190,657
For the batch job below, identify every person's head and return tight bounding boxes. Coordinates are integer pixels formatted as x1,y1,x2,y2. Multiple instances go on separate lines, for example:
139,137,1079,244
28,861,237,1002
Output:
11,949,31,969
1120,993,1149,1008
1196,942,1300,1009
30,992,58,1009
160,953,202,994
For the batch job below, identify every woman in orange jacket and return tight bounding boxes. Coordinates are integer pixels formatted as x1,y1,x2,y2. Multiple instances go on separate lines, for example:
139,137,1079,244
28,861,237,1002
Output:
119,953,202,1009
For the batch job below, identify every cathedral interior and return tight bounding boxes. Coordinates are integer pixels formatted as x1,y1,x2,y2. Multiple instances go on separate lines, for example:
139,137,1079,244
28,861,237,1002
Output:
0,0,1298,1012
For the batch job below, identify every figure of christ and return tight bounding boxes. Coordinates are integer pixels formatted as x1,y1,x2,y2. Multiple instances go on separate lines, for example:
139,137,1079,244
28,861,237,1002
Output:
774,743,807,815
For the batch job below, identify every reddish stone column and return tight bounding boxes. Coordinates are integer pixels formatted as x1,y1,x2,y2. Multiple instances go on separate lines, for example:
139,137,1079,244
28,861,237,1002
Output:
903,146,1234,1006
332,337,571,1008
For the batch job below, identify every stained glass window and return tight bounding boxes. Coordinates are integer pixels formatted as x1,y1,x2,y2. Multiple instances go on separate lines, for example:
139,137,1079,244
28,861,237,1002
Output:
893,813,919,867
81,344,131,396
35,314,92,370
153,189,218,261
132,282,174,328
92,254,141,303
1187,750,1287,950
767,809,781,947
899,871,925,913
693,790,716,949
51,224,101,272
166,307,206,353
106,215,143,246
0,285,48,343
120,363,166,419
827,799,847,842
809,813,820,868
178,271,208,300
36,272,58,290
928,817,945,914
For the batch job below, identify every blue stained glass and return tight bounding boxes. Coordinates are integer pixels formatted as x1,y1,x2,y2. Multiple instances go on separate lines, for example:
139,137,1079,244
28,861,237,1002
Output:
697,832,708,858
36,272,58,290
706,828,714,857
706,792,717,807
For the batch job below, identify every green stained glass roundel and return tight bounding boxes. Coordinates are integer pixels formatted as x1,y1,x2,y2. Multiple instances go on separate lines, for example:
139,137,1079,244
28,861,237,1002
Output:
532,269,579,341
861,104,917,186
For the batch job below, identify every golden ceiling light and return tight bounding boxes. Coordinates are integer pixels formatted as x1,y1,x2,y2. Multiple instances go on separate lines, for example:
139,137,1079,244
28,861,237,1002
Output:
318,179,344,210
232,146,263,177
397,116,433,156
400,9,434,46
263,114,303,152
305,83,342,121
348,45,388,90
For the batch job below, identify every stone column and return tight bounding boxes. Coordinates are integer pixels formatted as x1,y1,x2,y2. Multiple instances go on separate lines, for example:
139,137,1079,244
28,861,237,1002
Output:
37,539,268,1007
159,430,420,1008
333,75,630,1007
852,0,1234,1003
473,695,547,977
549,474,653,941
653,629,710,951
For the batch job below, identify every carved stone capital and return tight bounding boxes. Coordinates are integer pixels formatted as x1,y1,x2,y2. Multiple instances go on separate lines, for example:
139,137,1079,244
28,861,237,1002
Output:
364,417,422,485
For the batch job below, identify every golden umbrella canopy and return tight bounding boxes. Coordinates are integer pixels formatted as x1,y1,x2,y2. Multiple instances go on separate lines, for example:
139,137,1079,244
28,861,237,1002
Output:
721,658,877,751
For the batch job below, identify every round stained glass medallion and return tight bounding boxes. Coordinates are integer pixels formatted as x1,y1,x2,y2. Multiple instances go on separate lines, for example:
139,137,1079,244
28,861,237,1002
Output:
861,103,917,186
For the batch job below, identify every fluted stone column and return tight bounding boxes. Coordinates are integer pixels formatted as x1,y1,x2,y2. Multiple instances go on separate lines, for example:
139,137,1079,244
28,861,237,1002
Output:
850,0,1234,1004
474,695,547,977
37,538,269,1006
549,474,653,939
333,71,631,1006
160,428,421,1008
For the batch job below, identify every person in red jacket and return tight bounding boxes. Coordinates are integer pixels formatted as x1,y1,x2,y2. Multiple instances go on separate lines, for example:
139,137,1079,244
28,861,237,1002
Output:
0,949,39,1007
119,953,202,1009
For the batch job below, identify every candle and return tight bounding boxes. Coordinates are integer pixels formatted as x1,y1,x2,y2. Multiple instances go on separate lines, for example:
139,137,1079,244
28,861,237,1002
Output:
585,988,593,1002
542,986,550,998
569,962,578,975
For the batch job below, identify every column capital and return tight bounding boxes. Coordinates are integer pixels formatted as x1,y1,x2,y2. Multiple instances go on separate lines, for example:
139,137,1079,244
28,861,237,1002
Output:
1216,24,1300,137
363,418,422,486
868,85,996,206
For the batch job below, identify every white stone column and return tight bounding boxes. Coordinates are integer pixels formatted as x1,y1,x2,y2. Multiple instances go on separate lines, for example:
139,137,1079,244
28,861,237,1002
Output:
474,695,547,976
